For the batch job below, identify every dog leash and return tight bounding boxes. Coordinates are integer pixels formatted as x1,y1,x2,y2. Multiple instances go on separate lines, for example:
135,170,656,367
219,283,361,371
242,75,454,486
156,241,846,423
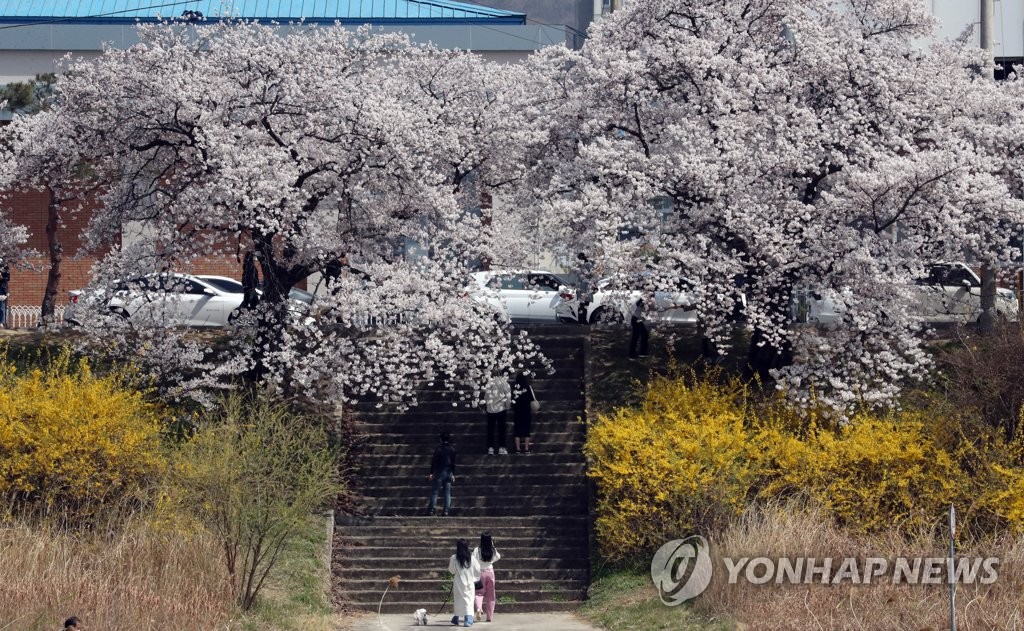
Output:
435,583,454,616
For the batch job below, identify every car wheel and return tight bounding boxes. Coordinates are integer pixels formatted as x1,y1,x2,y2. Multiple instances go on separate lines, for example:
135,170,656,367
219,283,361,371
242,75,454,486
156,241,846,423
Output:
110,308,130,320
589,307,623,326
228,308,241,324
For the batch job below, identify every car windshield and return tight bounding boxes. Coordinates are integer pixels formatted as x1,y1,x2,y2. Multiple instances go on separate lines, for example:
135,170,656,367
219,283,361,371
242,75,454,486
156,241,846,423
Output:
200,277,244,293
289,288,314,304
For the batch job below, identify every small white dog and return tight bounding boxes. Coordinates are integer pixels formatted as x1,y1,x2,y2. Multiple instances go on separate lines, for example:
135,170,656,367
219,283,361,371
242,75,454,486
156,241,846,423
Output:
413,608,428,626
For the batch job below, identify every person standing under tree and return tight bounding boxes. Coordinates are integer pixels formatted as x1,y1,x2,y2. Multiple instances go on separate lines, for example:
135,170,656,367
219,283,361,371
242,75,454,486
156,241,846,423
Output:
629,297,649,358
426,431,456,516
484,374,511,455
240,250,260,311
575,253,594,325
512,372,537,454
0,259,9,329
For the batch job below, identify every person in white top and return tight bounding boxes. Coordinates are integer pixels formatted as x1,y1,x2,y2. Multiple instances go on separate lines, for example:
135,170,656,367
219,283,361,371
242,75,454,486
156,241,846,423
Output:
448,539,481,627
484,375,512,455
472,532,502,623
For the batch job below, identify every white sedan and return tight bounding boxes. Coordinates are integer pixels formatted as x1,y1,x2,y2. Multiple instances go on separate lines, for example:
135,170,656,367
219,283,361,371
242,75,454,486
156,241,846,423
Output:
584,275,699,325
65,274,313,327
468,270,577,323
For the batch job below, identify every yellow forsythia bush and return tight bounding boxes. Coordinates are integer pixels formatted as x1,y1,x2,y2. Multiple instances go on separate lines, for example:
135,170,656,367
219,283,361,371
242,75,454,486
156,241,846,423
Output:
0,349,167,517
585,373,757,562
756,412,968,533
587,371,1024,562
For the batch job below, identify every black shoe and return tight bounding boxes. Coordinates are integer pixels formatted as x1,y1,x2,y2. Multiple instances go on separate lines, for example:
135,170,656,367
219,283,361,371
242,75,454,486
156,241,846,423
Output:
442,510,450,517
426,508,435,516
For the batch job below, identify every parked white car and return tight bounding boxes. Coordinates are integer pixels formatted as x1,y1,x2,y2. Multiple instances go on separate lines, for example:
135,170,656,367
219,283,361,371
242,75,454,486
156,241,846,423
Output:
467,270,577,324
65,274,314,327
794,263,1019,326
584,275,699,325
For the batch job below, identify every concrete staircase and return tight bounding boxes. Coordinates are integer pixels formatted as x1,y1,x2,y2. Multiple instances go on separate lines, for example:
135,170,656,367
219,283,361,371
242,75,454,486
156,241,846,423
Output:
332,327,591,614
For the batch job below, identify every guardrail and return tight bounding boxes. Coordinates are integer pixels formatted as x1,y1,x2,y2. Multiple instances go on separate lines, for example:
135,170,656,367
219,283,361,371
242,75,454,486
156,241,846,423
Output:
4,305,66,329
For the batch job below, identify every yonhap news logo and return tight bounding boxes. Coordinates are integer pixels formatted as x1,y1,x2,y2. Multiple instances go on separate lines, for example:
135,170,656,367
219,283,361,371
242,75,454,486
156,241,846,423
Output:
650,536,1000,606
650,535,714,605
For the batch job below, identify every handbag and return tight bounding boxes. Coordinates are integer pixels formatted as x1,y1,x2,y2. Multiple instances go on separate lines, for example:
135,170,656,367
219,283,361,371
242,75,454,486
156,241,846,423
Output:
529,387,540,413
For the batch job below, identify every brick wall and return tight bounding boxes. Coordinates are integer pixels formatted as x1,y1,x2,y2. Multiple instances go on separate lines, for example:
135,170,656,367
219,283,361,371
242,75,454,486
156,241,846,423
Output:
1,188,307,306
2,188,104,307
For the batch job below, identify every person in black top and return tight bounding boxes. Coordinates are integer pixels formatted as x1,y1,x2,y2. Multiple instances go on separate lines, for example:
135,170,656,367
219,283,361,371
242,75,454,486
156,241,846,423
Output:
629,297,649,358
240,251,260,311
426,431,456,516
0,259,8,329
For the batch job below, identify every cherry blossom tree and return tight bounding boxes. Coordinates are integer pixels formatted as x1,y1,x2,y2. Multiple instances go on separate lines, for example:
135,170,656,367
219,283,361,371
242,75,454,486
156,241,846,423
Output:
522,0,1024,411
1,20,548,404
0,108,99,326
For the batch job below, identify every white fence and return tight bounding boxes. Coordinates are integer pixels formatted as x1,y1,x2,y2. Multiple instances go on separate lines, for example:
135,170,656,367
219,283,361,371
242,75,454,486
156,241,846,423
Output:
4,305,66,329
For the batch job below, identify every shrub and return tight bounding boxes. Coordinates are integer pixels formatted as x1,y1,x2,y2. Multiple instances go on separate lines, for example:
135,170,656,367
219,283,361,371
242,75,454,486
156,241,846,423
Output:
168,392,340,610
585,371,757,563
756,411,968,533
0,349,166,519
587,370,1024,563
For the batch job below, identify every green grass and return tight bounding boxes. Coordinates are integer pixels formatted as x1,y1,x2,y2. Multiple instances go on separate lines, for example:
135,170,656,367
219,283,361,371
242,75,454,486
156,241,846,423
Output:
578,570,734,631
238,514,341,631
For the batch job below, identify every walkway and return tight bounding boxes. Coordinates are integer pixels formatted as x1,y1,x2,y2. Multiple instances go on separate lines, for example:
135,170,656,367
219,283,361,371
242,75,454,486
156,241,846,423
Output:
343,611,602,630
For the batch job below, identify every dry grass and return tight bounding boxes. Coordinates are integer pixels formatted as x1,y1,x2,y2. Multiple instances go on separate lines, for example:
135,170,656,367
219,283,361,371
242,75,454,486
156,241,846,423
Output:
698,502,1024,630
0,520,235,631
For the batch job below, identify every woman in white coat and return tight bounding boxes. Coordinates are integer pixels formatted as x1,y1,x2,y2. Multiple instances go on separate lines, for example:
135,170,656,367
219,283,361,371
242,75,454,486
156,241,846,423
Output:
448,539,481,627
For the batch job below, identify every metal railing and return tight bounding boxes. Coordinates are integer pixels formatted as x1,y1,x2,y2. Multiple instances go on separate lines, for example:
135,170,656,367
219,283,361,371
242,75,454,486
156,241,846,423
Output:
3,304,66,329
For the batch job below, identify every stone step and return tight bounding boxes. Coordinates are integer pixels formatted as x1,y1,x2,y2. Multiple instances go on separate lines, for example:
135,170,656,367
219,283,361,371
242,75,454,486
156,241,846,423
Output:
358,471,586,486
357,452,585,466
364,507,588,518
336,577,588,594
353,400,586,414
337,558,589,575
335,566,589,582
371,496,588,512
351,415,587,432
337,531,587,547
335,514,588,526
339,587,585,605
337,544,590,560
356,441,584,456
355,432,585,449
356,486,586,501
366,599,585,614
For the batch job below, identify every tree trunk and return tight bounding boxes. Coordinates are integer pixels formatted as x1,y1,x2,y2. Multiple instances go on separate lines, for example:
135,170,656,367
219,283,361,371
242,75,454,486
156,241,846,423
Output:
978,265,997,333
39,189,62,327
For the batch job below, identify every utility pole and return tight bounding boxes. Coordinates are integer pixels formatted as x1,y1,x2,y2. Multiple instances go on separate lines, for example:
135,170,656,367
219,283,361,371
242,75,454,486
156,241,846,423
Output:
978,0,998,333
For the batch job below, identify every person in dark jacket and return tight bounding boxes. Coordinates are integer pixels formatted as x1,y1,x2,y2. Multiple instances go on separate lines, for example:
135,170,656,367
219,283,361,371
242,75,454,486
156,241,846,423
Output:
629,297,649,358
0,259,8,329
512,373,537,454
426,431,456,516
240,250,260,311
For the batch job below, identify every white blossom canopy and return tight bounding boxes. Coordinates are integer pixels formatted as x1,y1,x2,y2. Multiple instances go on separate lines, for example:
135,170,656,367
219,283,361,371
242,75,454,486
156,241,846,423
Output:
1,21,549,404
520,0,1024,411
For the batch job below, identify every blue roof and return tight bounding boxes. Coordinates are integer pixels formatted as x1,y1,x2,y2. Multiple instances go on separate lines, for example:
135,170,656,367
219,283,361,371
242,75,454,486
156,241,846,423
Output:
0,0,526,25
